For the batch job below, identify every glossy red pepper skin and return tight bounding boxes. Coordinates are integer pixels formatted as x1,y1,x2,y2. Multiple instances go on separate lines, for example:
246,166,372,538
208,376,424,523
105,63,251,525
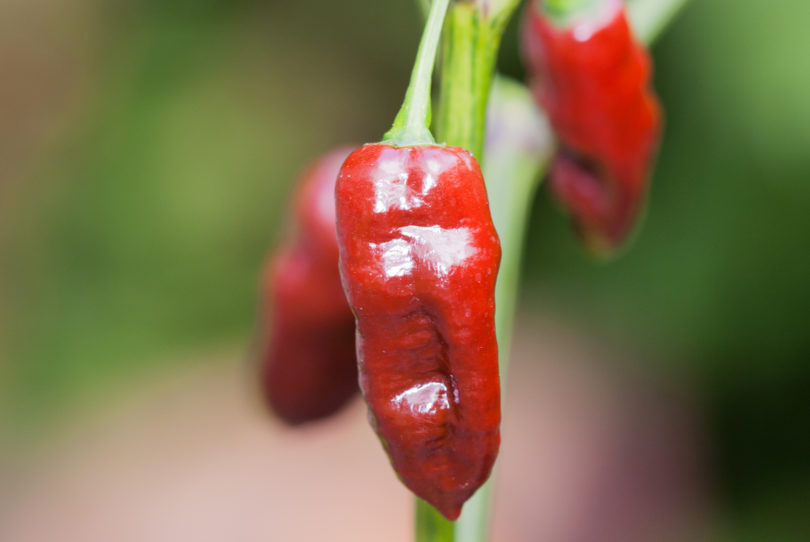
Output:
336,143,501,520
261,147,358,425
522,0,661,253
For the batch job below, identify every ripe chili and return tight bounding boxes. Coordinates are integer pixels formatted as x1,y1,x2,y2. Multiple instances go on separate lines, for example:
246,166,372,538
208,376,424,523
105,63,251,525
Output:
261,147,358,425
336,144,501,520
522,0,661,254
335,0,501,520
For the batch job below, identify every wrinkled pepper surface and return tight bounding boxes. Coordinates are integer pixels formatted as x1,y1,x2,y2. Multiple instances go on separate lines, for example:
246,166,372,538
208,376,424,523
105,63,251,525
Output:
261,147,358,425
336,144,501,520
522,0,661,254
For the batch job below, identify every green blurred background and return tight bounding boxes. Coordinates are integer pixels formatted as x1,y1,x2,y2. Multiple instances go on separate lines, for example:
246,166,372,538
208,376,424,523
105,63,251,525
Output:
1,0,808,539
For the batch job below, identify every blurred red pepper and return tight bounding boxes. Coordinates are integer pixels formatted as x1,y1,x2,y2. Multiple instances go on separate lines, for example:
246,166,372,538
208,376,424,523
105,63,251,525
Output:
260,147,358,425
522,0,661,254
336,143,501,520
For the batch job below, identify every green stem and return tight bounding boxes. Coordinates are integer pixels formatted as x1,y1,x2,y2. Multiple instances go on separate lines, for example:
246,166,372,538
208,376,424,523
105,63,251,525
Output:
541,0,693,44
433,1,519,160
545,0,592,9
484,77,555,378
542,0,619,28
544,0,598,20
383,0,450,146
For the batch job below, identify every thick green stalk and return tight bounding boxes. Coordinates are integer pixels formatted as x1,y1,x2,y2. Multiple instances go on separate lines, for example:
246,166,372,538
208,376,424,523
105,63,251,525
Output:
433,0,520,160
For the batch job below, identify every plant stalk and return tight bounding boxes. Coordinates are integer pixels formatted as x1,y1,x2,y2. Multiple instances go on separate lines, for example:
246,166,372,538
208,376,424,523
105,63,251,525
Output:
433,1,519,160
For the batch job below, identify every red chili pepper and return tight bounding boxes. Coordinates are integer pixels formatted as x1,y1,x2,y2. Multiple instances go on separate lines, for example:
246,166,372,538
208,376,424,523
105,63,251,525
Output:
335,0,500,519
522,0,661,254
260,147,358,425
336,143,501,520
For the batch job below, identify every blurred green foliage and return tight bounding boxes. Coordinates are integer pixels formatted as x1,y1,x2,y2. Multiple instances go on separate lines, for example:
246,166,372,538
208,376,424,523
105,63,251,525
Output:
1,0,419,428
1,0,808,539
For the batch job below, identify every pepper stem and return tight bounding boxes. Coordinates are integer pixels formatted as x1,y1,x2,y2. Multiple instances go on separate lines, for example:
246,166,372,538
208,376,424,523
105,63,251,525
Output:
383,0,450,146
544,0,592,12
542,0,607,27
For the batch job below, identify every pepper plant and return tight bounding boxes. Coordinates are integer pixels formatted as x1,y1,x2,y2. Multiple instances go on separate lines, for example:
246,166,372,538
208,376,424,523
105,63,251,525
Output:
259,0,693,540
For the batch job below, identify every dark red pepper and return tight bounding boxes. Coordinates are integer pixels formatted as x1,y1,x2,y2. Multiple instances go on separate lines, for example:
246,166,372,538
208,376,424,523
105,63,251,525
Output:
334,0,500,519
522,0,661,254
336,143,501,520
260,147,358,425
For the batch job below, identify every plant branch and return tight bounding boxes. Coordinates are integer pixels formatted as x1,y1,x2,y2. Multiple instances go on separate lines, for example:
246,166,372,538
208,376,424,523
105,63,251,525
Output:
434,0,521,160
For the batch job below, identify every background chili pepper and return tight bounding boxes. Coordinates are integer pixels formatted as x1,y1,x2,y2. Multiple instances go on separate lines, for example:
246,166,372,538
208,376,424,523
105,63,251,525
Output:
260,147,359,425
336,143,502,520
522,0,661,255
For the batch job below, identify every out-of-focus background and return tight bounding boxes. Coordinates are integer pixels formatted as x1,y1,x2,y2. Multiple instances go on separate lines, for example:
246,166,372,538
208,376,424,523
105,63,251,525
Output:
1,0,808,540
